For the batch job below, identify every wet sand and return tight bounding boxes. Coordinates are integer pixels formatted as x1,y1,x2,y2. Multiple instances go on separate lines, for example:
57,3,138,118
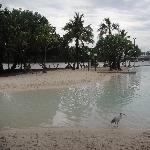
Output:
0,127,150,150
0,69,111,92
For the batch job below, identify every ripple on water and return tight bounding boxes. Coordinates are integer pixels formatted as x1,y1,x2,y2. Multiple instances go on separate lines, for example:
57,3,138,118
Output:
0,66,150,129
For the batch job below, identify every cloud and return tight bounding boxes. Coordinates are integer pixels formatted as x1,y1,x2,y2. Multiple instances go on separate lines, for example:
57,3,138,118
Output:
1,0,150,51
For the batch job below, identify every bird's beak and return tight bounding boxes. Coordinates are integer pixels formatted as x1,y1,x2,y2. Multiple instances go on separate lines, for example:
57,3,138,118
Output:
123,113,127,116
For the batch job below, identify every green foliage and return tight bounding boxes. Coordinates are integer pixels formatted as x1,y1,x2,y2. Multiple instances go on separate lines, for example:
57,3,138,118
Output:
96,18,141,70
0,5,61,71
63,12,94,69
0,5,142,72
98,18,119,37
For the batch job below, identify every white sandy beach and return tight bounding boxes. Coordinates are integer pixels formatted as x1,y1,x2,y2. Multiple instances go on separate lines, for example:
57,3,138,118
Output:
0,69,111,92
0,127,150,150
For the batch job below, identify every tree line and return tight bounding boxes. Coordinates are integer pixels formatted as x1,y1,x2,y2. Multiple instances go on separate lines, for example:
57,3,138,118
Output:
0,5,141,72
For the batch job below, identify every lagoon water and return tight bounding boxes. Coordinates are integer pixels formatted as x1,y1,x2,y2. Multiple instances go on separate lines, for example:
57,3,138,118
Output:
0,66,150,129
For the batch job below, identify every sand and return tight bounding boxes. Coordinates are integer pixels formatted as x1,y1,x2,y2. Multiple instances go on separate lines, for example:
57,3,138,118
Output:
0,127,150,150
0,69,111,92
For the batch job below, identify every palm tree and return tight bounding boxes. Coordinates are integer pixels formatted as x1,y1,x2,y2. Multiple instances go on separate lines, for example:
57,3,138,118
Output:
120,30,129,38
119,29,131,67
98,18,119,38
63,12,93,69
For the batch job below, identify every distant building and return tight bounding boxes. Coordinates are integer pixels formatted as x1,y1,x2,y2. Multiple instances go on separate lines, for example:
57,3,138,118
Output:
138,51,150,61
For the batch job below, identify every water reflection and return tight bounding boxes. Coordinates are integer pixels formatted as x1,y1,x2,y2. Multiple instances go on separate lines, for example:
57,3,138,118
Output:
0,90,60,128
96,73,139,112
57,70,141,128
1,67,150,129
58,87,94,125
94,71,141,127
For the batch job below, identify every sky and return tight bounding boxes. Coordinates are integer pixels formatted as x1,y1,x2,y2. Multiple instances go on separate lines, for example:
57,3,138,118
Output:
2,0,150,51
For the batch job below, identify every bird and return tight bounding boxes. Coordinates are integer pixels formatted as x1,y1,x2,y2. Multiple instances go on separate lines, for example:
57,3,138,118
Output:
111,113,126,127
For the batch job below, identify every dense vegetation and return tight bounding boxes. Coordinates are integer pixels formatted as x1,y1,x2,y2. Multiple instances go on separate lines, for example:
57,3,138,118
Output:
0,5,141,72
63,12,94,69
95,18,141,70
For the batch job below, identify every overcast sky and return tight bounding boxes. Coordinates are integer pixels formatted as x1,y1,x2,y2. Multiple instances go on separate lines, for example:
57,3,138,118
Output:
2,0,150,51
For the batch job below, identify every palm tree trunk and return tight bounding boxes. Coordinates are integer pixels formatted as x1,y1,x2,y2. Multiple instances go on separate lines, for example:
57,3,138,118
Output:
112,58,117,70
109,61,112,71
124,56,127,67
75,38,79,69
109,28,111,35
117,60,121,70
0,47,4,72
0,62,3,72
73,62,76,70
7,52,10,70
128,60,131,67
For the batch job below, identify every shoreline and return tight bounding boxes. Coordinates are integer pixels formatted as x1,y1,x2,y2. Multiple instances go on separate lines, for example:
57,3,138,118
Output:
0,127,150,150
0,68,134,92
0,69,112,92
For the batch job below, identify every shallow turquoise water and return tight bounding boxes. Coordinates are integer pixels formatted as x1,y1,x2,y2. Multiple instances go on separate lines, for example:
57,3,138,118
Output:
0,66,150,129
